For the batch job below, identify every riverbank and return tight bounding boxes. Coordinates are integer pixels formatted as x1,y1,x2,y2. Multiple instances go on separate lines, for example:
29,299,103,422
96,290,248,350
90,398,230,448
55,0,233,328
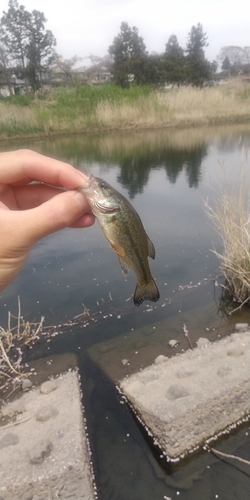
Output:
0,80,249,141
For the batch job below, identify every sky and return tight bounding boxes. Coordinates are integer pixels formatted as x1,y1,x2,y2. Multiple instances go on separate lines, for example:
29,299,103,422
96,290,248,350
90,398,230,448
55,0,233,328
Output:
1,0,249,64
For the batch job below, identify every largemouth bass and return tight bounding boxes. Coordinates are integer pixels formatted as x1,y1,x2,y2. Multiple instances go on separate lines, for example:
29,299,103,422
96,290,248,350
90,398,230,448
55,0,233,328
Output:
81,176,160,306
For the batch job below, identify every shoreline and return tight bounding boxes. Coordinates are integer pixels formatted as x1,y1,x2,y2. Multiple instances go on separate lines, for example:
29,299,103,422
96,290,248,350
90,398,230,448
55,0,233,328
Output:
0,115,250,143
1,80,249,143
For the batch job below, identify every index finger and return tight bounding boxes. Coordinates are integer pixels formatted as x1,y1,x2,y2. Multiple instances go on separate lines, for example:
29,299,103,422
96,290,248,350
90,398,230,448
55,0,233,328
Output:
0,149,88,189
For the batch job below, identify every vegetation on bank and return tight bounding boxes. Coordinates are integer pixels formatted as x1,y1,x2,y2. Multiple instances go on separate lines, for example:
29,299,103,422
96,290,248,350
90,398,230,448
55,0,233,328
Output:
205,174,250,309
0,80,249,139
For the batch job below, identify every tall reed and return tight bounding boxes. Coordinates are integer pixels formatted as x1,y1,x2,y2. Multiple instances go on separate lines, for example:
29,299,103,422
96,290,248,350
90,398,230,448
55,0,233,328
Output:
204,176,250,305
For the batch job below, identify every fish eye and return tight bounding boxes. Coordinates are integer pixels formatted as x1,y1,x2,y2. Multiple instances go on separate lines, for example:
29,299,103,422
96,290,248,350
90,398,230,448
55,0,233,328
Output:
99,181,107,189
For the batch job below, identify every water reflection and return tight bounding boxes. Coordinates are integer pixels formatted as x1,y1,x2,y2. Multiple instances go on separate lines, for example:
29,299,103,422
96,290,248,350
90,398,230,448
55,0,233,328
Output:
2,124,250,197
117,143,206,197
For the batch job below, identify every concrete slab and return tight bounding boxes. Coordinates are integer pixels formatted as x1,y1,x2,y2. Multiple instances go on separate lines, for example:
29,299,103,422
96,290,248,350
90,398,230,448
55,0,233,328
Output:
0,369,95,500
119,328,250,462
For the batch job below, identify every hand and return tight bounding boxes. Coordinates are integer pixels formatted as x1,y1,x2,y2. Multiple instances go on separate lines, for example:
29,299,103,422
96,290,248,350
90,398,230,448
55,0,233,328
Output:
0,149,95,291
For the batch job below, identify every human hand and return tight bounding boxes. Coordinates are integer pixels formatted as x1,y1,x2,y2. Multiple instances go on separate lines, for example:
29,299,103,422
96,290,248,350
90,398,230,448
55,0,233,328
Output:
0,149,95,291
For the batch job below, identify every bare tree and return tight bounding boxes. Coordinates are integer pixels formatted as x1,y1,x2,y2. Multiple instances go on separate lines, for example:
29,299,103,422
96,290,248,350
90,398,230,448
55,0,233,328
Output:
218,46,249,75
52,52,82,80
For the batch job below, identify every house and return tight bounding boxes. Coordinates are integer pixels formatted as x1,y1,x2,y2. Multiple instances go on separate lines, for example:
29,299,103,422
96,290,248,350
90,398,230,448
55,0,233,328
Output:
0,69,26,96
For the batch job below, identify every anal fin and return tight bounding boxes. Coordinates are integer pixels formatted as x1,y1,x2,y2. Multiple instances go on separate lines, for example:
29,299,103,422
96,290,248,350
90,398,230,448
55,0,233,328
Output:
118,256,130,277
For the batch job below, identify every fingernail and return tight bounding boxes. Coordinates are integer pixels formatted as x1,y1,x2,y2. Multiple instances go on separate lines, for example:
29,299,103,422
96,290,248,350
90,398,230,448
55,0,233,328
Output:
76,178,89,189
79,171,89,181
80,172,89,187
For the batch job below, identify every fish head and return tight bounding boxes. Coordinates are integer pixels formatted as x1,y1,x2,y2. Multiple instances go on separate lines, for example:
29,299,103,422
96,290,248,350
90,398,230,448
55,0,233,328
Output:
80,175,121,215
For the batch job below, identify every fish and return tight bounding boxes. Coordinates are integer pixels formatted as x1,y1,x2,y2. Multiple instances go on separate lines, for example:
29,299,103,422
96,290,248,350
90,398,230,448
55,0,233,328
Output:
81,175,160,306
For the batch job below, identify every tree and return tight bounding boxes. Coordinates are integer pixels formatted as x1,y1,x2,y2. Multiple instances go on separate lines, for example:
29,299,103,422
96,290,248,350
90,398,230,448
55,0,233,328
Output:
186,23,211,86
218,46,250,76
109,22,148,87
163,34,186,84
0,0,56,89
52,52,83,80
0,0,30,68
186,23,208,59
222,56,230,71
211,59,218,73
143,53,164,85
25,9,56,89
0,43,12,93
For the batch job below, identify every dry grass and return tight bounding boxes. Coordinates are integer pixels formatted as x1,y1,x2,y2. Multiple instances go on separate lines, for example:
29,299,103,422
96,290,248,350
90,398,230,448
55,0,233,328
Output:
0,297,45,393
204,176,250,306
96,81,250,129
0,80,249,138
0,103,40,135
0,299,96,394
161,81,248,124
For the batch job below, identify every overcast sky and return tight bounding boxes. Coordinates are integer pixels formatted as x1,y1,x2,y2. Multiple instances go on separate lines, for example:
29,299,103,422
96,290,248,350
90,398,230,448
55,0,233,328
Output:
1,0,249,63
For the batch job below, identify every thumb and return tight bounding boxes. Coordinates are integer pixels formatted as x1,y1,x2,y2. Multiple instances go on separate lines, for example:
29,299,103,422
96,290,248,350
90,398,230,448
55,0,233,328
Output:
17,189,92,246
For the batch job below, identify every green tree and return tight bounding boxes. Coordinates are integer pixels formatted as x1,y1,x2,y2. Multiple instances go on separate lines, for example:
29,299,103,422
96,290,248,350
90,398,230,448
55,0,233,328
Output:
109,22,148,87
143,53,164,85
163,34,186,84
0,43,12,93
0,0,30,68
211,59,218,73
25,9,56,89
186,23,211,86
222,56,230,71
0,0,56,89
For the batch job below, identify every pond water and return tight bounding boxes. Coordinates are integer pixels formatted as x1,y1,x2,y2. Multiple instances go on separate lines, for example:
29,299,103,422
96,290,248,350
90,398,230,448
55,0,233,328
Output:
1,124,250,499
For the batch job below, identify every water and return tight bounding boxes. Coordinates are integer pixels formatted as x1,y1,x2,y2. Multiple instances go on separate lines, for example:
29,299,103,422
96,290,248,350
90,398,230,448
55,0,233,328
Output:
1,124,250,499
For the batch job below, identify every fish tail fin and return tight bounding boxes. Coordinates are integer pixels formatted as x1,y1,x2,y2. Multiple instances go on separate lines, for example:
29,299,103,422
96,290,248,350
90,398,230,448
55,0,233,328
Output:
133,279,160,306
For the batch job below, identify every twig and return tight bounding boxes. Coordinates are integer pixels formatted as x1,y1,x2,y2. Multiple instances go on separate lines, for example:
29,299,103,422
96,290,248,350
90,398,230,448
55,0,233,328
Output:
73,303,92,322
229,296,250,315
0,339,21,375
1,416,32,429
0,370,13,379
208,446,250,466
182,323,193,349
17,295,21,338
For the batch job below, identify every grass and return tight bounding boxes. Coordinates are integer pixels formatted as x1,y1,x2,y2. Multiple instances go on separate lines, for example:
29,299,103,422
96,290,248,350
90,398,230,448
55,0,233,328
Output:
96,80,250,129
0,80,250,139
0,298,95,394
204,175,250,308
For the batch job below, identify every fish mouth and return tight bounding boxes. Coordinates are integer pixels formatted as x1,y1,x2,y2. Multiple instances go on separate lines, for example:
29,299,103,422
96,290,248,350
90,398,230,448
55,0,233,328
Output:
78,175,120,213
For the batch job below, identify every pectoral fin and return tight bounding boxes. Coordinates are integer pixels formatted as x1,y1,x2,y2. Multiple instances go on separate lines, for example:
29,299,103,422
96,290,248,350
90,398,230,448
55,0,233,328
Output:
110,243,126,257
110,243,129,275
